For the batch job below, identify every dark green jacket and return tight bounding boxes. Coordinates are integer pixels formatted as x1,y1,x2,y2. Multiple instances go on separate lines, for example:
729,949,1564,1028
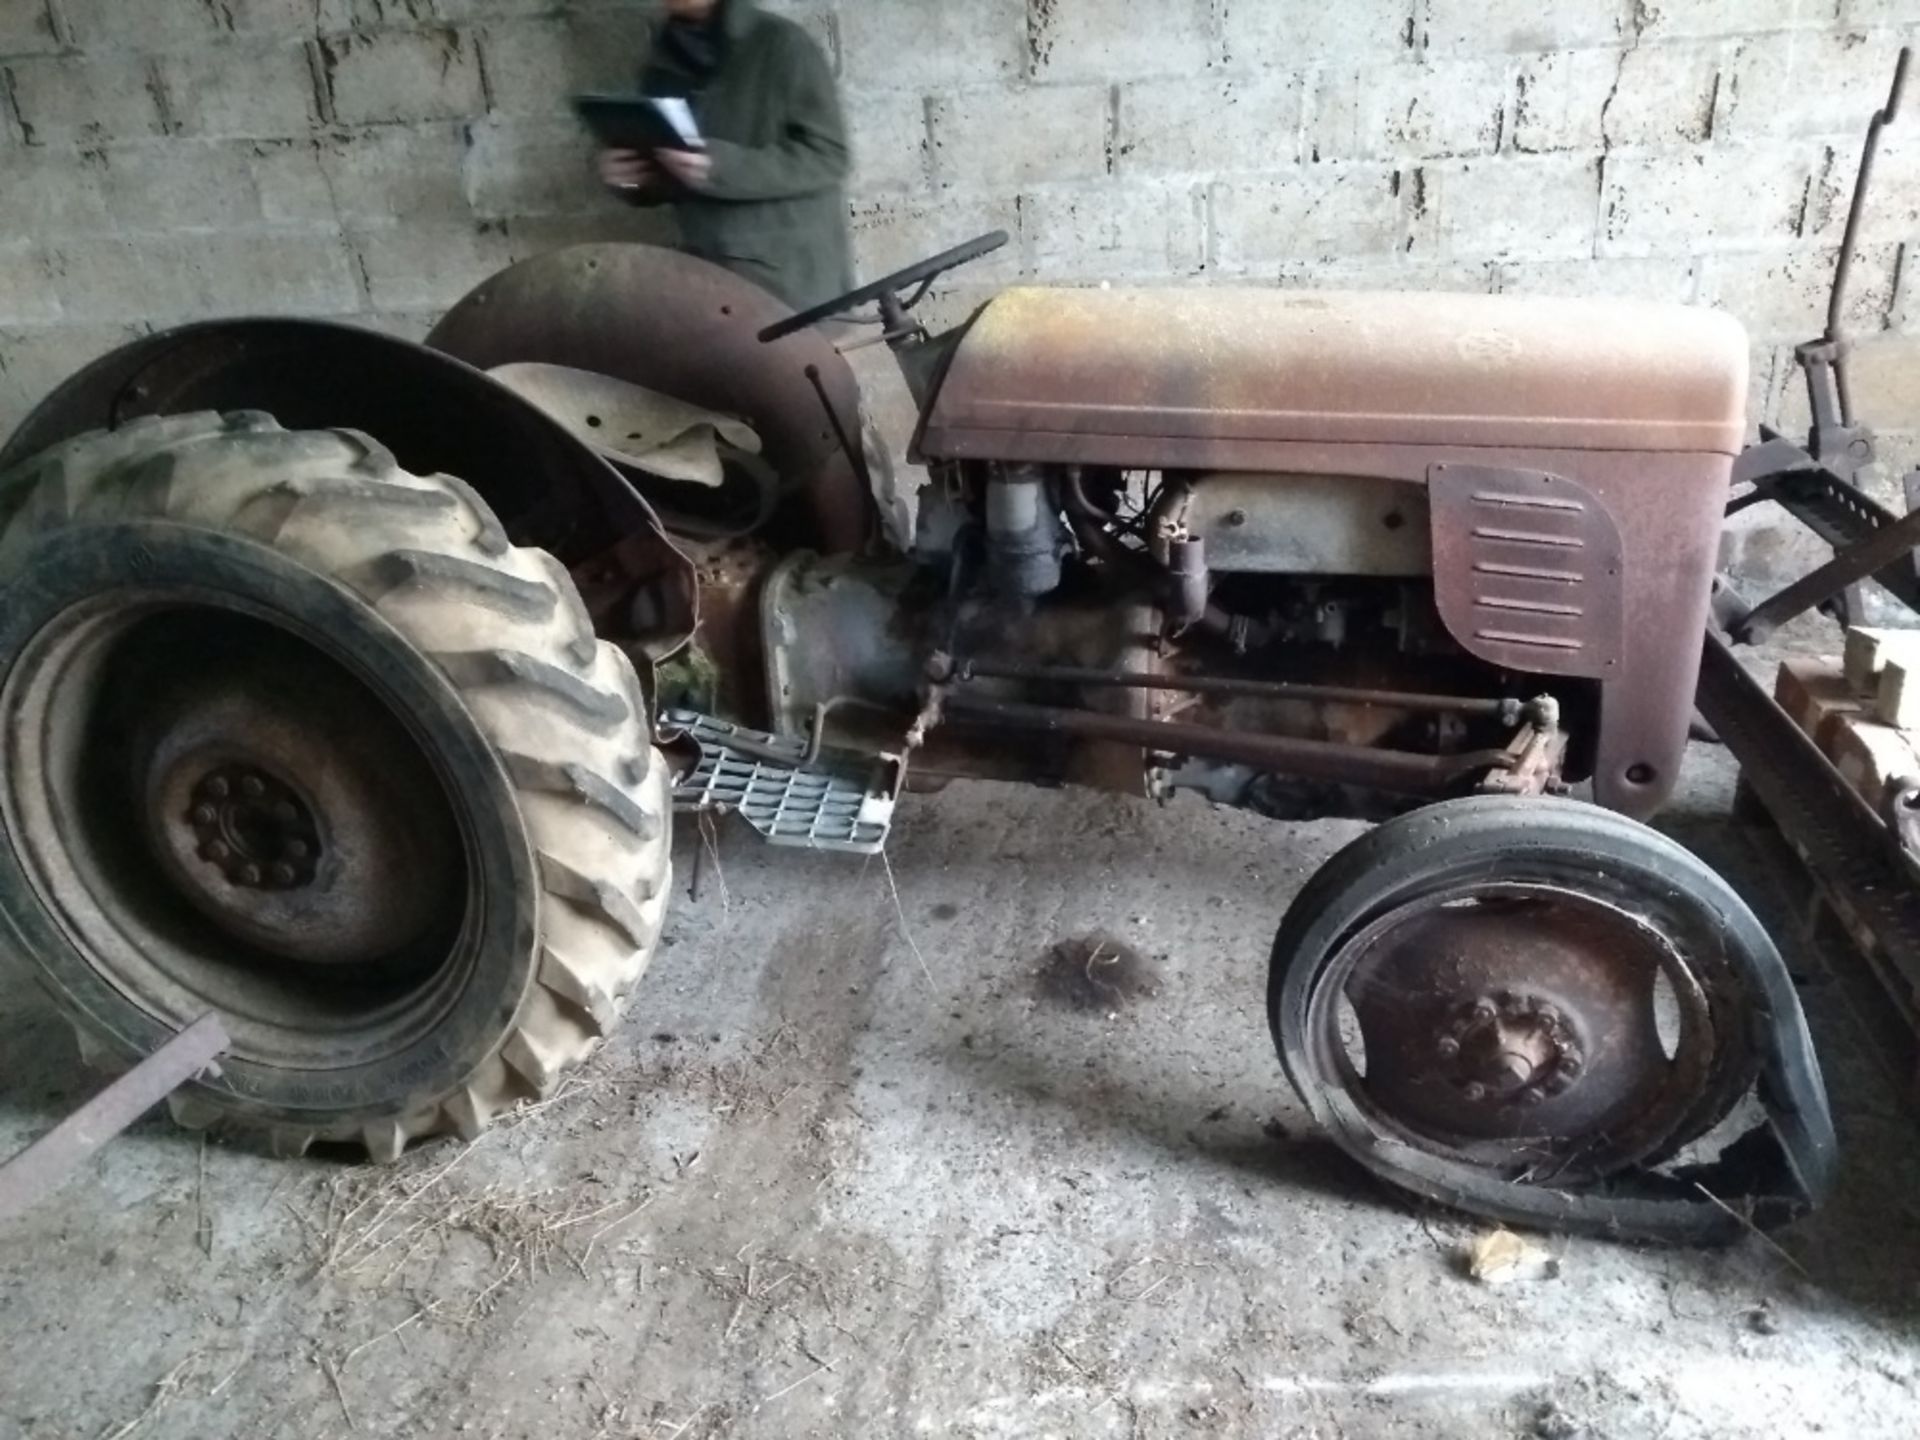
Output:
637,0,854,312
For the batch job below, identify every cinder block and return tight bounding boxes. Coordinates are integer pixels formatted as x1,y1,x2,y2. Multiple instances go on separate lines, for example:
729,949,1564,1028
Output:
1019,180,1206,281
5,53,169,146
465,117,597,219
0,239,57,325
0,145,112,232
1274,257,1498,293
839,0,1026,91
349,221,514,310
1832,333,1920,434
322,123,474,225
477,14,651,119
1424,0,1630,54
1513,44,1723,154
1027,0,1213,82
1695,244,1896,343
58,0,325,48
848,192,1021,285
1415,153,1600,261
845,89,929,194
1638,0,1828,40
0,0,63,55
0,323,155,438
1309,57,1510,162
318,27,485,127
426,0,556,21
1816,130,1920,247
315,0,437,33
1210,165,1409,269
96,140,275,232
1115,72,1302,177
1496,255,1698,303
1718,30,1907,141
246,140,340,225
1600,146,1816,256
155,44,323,140
1222,0,1415,65
46,230,361,325
505,208,680,262
930,85,1109,189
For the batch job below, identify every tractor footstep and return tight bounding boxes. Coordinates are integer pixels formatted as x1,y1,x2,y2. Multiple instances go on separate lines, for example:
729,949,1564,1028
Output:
664,709,903,855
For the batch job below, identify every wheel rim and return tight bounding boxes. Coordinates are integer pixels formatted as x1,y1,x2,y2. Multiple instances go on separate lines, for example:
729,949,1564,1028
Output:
4,589,476,1069
1303,881,1742,1185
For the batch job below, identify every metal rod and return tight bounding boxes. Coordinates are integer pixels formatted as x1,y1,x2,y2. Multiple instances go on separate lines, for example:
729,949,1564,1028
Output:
959,658,1516,717
940,692,1513,794
1732,496,1920,643
0,1013,230,1223
1828,44,1910,422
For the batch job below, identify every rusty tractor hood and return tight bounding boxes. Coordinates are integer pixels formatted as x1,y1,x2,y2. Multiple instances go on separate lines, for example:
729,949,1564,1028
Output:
917,287,1751,468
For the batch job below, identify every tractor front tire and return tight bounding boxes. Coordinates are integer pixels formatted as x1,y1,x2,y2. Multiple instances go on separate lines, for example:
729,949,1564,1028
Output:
0,412,671,1159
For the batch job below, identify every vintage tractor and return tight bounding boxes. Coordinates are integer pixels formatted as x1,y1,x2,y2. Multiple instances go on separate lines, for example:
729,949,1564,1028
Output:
0,231,1840,1241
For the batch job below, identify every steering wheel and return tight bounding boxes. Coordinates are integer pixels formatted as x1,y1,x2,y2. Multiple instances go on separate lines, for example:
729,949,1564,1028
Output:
757,230,1010,344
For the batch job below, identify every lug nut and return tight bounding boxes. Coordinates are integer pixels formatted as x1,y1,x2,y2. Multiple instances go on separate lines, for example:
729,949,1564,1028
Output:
205,777,230,800
271,862,296,886
238,864,262,886
1462,1081,1487,1102
203,841,230,863
271,800,297,824
1470,999,1497,1023
1560,1056,1583,1078
284,839,310,861
192,804,217,826
1436,1036,1461,1059
241,775,266,799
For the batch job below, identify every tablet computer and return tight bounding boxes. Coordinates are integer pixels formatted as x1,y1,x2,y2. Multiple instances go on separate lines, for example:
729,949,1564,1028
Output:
573,93,706,152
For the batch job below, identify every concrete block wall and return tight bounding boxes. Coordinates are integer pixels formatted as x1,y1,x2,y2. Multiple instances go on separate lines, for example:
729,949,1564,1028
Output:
2,0,1919,581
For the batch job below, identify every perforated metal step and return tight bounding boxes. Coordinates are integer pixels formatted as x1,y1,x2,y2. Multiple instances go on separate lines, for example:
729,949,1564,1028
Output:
663,709,903,856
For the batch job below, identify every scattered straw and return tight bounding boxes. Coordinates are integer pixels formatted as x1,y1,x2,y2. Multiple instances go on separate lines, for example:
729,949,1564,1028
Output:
879,849,934,990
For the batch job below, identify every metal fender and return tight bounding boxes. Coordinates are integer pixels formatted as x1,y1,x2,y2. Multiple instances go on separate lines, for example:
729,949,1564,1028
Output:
428,243,874,555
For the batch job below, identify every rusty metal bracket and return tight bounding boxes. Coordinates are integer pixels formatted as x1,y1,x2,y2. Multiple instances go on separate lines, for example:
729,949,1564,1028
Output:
0,1014,230,1223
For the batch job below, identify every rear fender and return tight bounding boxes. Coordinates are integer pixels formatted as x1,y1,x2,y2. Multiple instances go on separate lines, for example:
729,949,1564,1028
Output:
428,244,874,555
0,318,698,657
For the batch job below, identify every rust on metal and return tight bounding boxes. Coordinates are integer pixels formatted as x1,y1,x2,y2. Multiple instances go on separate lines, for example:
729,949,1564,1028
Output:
940,692,1514,795
0,1013,230,1223
428,244,874,556
1335,886,1721,1183
1427,463,1625,679
957,658,1520,718
919,286,1750,467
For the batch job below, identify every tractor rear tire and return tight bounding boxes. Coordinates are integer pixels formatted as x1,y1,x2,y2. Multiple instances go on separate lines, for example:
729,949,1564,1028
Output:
0,412,671,1160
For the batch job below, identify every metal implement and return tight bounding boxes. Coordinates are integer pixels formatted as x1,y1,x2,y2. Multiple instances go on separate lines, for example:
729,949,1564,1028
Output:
667,709,903,855
0,1014,230,1223
1698,634,1920,1085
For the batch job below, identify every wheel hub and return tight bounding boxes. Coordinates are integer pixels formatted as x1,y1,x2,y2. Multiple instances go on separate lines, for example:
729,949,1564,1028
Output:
1325,884,1712,1180
135,654,463,968
1435,991,1584,1105
184,764,322,891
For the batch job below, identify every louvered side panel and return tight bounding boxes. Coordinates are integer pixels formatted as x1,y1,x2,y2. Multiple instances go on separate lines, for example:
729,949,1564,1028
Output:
1428,463,1624,678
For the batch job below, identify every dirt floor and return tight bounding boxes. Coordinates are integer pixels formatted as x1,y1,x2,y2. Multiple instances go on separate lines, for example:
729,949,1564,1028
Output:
3,735,1919,1439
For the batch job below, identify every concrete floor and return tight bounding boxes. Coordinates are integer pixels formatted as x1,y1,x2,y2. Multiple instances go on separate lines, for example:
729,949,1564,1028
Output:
2,742,1918,1440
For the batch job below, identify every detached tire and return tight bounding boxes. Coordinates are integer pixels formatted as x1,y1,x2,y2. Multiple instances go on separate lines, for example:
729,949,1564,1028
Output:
0,412,671,1159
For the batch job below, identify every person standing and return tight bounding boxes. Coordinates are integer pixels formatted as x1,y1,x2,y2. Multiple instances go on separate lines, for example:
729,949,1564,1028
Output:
598,0,855,313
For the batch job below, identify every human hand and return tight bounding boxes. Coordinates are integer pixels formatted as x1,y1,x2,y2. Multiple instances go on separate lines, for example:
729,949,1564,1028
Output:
656,147,713,191
598,148,654,191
